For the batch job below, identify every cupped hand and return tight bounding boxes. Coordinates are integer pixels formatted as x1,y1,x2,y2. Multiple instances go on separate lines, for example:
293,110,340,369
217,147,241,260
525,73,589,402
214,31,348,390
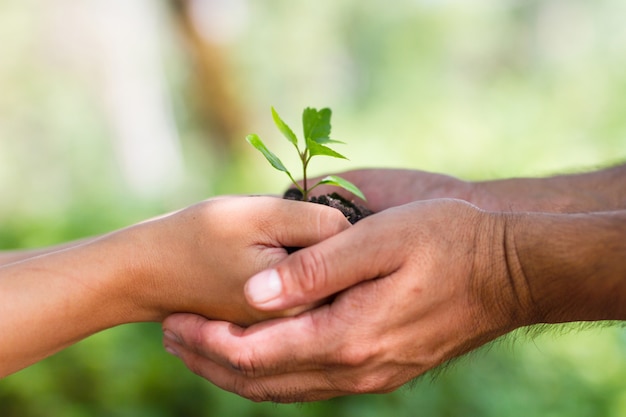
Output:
298,168,474,213
162,199,525,402
305,167,624,214
125,196,350,326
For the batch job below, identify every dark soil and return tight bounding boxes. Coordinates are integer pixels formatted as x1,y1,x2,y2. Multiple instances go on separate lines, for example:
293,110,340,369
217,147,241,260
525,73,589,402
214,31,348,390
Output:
283,189,373,224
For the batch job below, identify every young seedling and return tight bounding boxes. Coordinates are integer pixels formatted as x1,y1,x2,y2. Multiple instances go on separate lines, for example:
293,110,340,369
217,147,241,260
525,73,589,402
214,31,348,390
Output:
246,106,366,202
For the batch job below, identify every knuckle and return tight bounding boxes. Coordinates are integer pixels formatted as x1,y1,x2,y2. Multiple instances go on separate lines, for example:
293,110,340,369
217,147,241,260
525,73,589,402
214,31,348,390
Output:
185,323,213,355
237,383,299,404
328,344,404,395
336,342,377,368
286,247,329,296
329,367,400,395
350,373,395,394
317,205,351,237
227,349,259,378
235,381,269,402
233,376,302,403
187,329,203,349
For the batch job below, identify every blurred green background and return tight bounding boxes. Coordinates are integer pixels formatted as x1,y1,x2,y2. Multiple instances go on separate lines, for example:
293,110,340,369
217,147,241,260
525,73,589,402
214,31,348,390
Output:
1,0,626,416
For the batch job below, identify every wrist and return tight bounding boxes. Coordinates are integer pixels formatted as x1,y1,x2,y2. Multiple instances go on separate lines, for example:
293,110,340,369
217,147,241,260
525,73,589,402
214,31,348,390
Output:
70,233,148,326
506,211,626,323
99,224,168,323
469,210,535,331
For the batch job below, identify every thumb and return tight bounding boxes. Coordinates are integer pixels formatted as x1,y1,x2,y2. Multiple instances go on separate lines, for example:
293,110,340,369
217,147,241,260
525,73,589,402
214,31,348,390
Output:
245,221,388,311
272,199,352,248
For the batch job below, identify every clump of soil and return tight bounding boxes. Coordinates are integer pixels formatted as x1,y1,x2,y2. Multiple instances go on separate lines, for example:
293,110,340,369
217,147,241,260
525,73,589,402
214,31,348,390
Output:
283,189,373,224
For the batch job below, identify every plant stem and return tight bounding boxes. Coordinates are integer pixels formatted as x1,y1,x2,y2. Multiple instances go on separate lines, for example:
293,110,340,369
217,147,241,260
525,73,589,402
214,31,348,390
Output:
301,151,309,201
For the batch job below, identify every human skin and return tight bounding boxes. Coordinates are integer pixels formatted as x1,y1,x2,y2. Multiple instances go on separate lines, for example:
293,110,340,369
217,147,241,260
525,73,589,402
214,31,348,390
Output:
0,196,350,378
299,164,626,214
2,165,621,266
0,237,100,266
162,164,626,402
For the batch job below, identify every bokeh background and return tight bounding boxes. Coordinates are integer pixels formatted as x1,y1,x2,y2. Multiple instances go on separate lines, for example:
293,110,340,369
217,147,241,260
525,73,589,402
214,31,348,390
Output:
1,0,626,416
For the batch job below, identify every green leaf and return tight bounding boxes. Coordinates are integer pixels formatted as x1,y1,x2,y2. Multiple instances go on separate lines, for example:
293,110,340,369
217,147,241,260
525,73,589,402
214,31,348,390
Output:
271,107,298,147
246,134,290,174
302,107,332,143
317,175,366,201
305,138,347,159
314,137,345,145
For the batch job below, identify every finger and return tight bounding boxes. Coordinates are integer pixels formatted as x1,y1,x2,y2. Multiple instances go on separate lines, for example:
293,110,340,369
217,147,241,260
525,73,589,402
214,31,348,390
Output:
245,213,400,310
262,199,352,248
164,314,405,403
162,315,353,402
165,346,342,402
163,309,342,378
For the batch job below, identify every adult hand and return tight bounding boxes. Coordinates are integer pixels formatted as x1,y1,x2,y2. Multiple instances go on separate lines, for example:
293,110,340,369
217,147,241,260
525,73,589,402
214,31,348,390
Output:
300,168,473,213
162,199,524,402
303,165,626,213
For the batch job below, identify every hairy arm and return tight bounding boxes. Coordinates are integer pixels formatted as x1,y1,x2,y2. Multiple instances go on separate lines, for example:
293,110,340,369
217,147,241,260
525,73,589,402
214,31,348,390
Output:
303,163,626,214
473,163,626,213
507,209,626,324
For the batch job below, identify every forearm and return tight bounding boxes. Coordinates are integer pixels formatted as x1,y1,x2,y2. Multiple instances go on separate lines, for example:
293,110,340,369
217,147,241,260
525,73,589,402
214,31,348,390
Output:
506,209,626,325
473,163,626,213
0,235,138,377
0,237,98,266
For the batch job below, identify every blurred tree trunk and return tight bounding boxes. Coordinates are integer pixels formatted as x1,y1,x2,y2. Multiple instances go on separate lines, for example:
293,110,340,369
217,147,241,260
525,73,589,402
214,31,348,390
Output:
169,0,244,156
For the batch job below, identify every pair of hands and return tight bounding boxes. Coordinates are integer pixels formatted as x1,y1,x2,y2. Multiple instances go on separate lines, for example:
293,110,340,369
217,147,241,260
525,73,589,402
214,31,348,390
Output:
159,167,626,402
4,167,622,380
158,169,527,402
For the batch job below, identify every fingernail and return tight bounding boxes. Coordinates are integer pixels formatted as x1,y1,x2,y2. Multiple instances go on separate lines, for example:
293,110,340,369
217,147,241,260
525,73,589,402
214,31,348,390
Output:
163,330,181,357
165,345,180,358
245,269,283,306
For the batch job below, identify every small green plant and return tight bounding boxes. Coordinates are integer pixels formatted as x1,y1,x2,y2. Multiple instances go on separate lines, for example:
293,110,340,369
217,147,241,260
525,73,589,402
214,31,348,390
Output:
246,106,365,202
